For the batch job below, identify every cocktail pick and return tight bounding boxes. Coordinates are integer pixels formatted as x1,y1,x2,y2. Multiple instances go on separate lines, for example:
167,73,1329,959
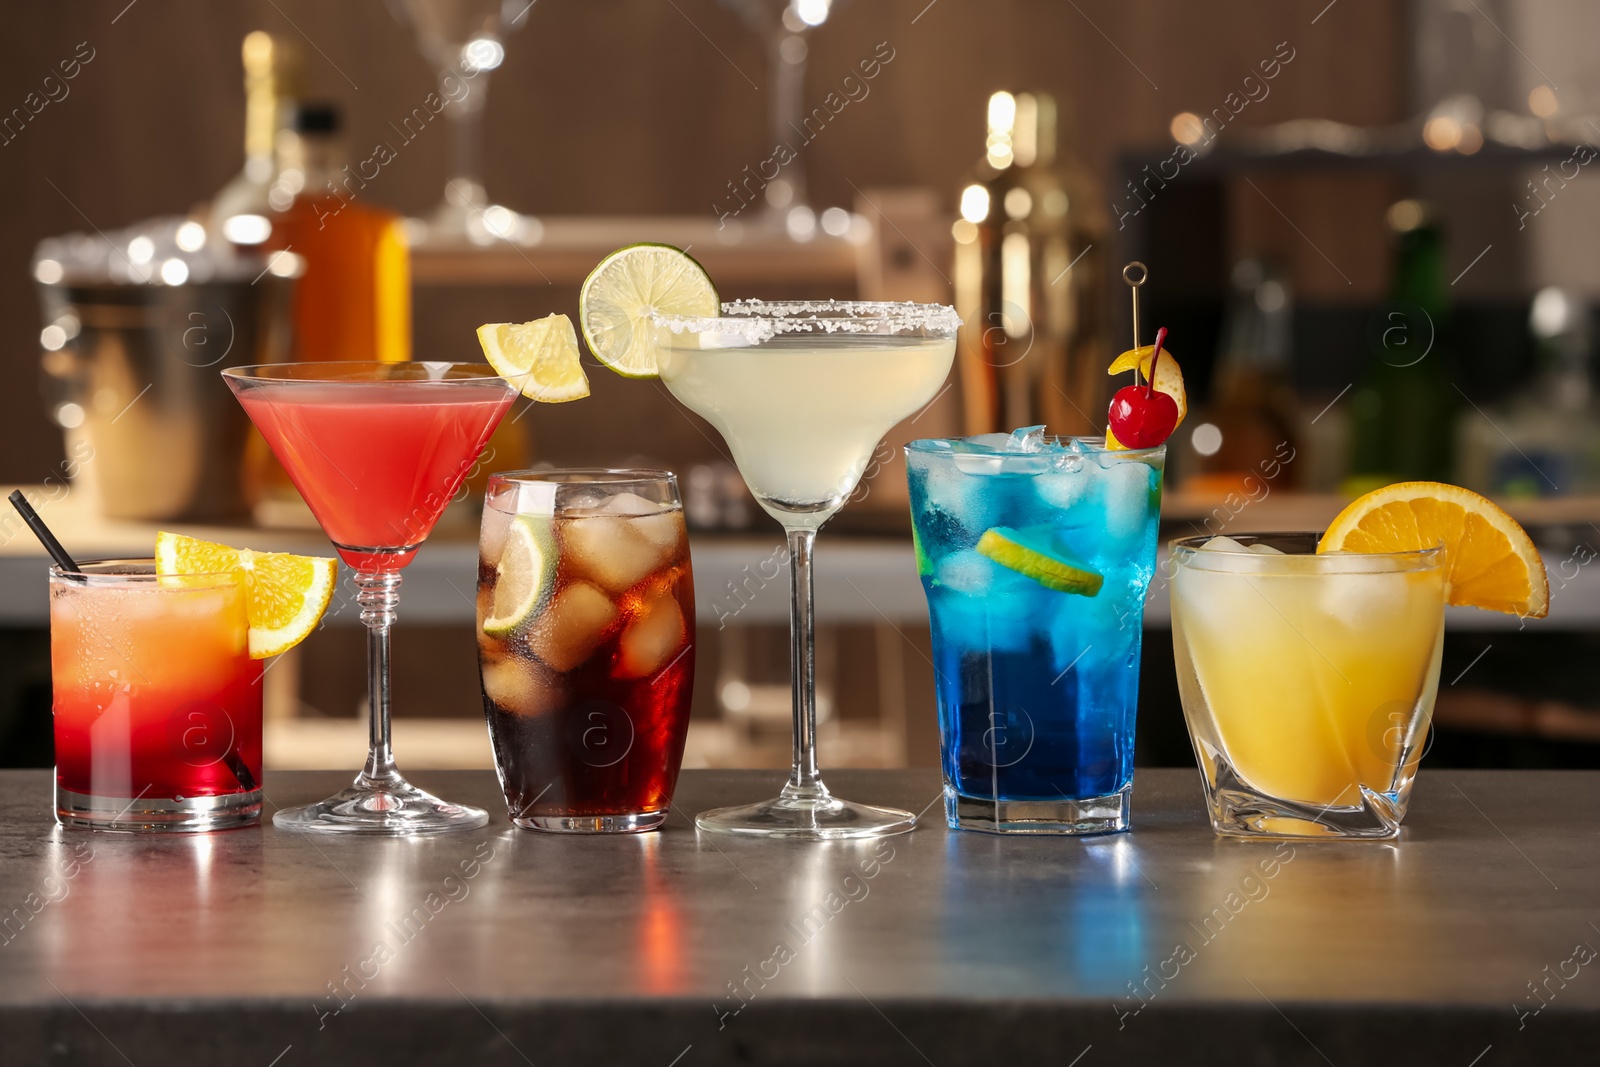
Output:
9,490,80,574
1122,261,1148,381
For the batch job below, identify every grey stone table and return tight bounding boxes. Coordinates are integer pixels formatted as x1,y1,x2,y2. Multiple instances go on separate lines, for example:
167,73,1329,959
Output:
0,768,1596,1066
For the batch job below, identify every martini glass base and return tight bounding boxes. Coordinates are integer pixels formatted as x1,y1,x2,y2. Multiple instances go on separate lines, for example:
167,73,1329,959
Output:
273,776,488,835
696,789,915,840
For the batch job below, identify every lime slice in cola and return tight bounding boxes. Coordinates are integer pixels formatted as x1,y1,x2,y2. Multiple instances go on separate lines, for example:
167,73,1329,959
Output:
483,515,558,637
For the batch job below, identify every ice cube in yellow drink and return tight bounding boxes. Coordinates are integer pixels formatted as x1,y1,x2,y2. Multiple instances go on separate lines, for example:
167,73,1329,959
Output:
1171,544,1446,809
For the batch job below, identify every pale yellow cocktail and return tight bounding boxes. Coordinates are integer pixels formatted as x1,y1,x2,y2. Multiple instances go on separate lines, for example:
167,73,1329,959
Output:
1171,534,1446,836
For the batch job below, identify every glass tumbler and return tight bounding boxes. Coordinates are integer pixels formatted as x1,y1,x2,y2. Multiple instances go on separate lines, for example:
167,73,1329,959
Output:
906,436,1164,834
1170,533,1446,839
476,470,695,832
51,560,263,831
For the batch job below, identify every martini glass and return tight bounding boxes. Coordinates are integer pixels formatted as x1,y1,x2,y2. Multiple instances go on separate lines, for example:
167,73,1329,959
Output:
653,301,960,838
223,362,517,834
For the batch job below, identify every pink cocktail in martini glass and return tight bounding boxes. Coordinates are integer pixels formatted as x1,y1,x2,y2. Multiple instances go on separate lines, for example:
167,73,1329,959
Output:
225,361,516,834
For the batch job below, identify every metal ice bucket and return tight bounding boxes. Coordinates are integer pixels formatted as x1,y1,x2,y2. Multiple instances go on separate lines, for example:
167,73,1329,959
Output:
37,274,296,522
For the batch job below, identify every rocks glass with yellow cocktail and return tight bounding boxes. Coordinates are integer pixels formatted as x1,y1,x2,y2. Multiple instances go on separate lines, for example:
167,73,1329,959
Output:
1171,483,1548,839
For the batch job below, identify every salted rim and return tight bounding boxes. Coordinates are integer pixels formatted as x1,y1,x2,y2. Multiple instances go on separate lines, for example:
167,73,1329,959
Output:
649,299,963,343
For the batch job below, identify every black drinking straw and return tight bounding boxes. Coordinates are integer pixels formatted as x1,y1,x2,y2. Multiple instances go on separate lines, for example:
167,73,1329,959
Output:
8,490,260,795
9,490,80,573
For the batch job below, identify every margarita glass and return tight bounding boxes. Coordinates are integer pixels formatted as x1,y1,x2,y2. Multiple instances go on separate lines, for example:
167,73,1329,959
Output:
653,300,960,838
224,361,517,834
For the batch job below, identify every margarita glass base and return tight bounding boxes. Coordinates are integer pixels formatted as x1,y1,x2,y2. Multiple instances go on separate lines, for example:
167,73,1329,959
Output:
272,775,488,835
57,786,262,833
696,784,916,840
944,784,1131,836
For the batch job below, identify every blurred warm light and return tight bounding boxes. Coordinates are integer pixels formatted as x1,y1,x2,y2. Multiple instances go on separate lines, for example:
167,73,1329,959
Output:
267,251,302,278
160,258,189,286
1170,111,1205,146
175,221,207,252
39,325,66,351
988,91,1016,133
819,206,851,237
56,402,85,430
786,204,816,241
462,37,504,72
482,204,516,238
127,236,154,265
765,179,795,209
1456,123,1482,155
1422,115,1461,151
1387,199,1425,232
1042,189,1068,216
722,681,751,712
1191,423,1223,456
222,214,272,245
242,30,273,66
1003,187,1032,219
793,0,831,28
1000,232,1030,337
1013,94,1038,167
986,91,1016,170
959,184,990,223
951,218,978,244
1531,287,1571,338
34,259,63,284
1529,85,1559,118
779,35,807,63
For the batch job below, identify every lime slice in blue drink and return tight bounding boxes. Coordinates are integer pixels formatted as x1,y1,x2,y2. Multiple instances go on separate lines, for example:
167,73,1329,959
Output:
483,515,557,637
976,527,1103,597
911,525,932,577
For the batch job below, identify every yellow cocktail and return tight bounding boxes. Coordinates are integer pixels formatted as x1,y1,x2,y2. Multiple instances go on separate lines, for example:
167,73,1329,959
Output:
1171,533,1446,838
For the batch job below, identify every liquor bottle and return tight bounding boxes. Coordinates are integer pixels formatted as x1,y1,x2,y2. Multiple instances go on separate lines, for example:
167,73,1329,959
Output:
265,103,411,364
1345,200,1456,494
210,32,302,247
952,92,1110,436
1182,259,1300,492
246,103,415,522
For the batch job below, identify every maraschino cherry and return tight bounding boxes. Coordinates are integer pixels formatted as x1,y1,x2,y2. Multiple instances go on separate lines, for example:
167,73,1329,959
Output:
1107,326,1178,448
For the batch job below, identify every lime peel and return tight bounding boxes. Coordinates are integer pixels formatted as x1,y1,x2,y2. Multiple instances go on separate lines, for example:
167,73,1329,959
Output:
579,243,719,379
483,515,557,636
976,527,1103,597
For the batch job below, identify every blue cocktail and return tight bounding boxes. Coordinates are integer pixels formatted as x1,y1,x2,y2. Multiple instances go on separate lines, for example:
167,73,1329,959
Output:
905,428,1164,834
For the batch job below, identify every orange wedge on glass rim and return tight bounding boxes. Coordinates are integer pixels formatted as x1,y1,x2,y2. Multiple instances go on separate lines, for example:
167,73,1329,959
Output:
156,531,338,658
1317,481,1549,618
1105,344,1186,450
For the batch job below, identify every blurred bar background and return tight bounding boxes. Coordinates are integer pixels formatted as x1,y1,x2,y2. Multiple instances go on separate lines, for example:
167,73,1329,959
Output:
2,0,1598,774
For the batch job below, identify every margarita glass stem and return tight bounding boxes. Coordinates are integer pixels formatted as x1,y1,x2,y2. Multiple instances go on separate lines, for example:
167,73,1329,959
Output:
355,569,403,788
781,526,830,802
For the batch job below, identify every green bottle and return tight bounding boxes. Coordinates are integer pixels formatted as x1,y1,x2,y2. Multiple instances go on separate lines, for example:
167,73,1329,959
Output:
1345,200,1456,495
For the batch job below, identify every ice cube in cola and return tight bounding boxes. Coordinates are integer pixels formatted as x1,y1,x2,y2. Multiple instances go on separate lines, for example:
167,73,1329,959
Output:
476,474,694,832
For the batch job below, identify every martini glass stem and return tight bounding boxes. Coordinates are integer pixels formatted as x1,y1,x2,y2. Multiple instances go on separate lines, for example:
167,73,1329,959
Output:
781,526,830,802
356,569,402,786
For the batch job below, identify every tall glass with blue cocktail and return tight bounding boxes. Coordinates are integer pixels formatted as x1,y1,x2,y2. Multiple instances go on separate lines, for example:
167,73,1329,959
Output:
906,428,1164,834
